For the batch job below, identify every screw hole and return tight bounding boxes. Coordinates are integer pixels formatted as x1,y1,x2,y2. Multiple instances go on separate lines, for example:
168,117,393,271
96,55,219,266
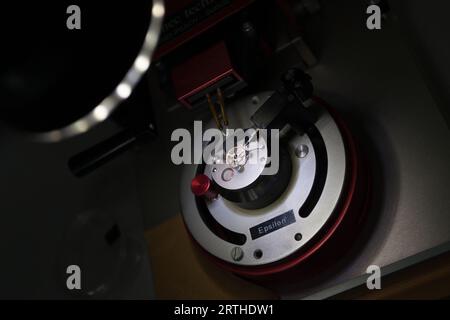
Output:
254,249,263,259
294,233,302,241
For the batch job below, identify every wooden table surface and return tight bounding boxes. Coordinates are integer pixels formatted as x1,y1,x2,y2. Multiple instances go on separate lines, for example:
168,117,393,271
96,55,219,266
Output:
146,215,450,300
145,214,277,300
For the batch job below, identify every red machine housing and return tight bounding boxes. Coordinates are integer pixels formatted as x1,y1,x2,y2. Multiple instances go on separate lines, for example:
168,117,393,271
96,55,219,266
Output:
191,98,371,279
171,41,244,108
155,0,255,59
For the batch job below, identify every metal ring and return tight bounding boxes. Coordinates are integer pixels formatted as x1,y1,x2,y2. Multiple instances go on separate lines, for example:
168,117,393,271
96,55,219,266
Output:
180,93,348,267
32,0,165,142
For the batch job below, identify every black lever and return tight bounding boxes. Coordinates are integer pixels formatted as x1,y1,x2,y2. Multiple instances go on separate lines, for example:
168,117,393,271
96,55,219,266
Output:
250,68,316,132
68,125,156,177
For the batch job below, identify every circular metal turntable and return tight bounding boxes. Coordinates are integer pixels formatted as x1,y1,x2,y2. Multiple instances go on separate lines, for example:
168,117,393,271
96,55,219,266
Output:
180,92,369,276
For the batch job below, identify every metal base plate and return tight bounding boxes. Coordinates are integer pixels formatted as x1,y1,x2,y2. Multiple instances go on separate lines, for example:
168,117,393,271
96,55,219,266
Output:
180,92,347,267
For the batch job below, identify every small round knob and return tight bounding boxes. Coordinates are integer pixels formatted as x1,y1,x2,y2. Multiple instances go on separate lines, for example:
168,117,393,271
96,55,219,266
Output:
191,174,218,200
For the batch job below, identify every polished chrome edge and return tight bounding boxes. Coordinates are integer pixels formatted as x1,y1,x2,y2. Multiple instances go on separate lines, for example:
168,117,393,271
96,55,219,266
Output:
32,0,165,142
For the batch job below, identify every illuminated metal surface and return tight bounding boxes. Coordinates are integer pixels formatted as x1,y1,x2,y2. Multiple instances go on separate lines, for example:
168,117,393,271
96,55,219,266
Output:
181,92,347,266
207,133,268,191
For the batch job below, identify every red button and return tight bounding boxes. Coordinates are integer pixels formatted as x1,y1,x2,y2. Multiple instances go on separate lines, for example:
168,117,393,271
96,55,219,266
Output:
191,174,218,200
